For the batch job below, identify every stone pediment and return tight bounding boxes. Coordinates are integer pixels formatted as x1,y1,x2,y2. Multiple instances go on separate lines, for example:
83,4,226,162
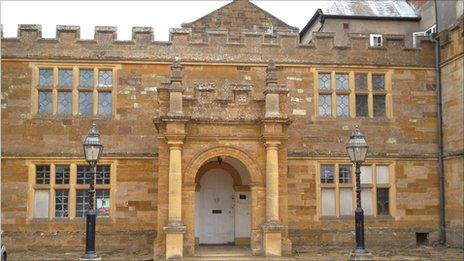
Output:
181,0,298,41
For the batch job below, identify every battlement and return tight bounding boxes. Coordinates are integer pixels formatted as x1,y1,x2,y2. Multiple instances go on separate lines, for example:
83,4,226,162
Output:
1,24,435,67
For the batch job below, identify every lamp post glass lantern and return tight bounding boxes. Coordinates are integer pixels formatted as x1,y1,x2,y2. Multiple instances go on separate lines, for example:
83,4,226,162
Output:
81,123,103,260
346,126,373,259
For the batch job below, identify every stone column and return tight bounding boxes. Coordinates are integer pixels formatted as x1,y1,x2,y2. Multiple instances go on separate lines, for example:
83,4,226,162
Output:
261,60,287,257
265,141,280,222
164,141,186,259
262,141,284,257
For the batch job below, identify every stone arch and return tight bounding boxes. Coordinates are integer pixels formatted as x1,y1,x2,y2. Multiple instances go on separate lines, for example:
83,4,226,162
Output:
184,145,263,187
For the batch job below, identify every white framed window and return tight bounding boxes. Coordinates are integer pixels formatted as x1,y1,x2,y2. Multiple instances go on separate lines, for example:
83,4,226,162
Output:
369,34,383,47
317,162,396,219
425,25,437,36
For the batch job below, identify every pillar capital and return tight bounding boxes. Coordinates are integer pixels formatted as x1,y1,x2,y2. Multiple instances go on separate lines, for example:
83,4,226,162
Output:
264,140,281,149
167,141,183,150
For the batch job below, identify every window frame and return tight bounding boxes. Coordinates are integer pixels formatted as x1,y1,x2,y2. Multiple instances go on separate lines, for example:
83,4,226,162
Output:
27,161,116,221
31,64,118,117
316,161,397,220
314,69,392,119
369,34,383,47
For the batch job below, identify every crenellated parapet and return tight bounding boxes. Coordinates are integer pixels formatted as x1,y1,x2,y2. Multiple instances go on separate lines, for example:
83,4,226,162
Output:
1,24,434,66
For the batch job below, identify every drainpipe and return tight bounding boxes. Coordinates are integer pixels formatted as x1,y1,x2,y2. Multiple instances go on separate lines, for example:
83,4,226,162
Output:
433,0,446,246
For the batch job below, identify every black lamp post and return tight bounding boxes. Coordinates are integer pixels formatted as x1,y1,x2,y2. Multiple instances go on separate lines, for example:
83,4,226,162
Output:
81,123,103,260
346,126,373,260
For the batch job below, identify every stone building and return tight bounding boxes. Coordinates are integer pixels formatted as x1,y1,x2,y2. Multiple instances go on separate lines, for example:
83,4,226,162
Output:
1,0,462,259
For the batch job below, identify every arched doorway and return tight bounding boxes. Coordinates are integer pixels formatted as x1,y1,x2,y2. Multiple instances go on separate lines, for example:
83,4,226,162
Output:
194,157,251,246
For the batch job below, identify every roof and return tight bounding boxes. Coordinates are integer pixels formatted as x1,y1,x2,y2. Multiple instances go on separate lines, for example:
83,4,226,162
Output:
300,0,421,38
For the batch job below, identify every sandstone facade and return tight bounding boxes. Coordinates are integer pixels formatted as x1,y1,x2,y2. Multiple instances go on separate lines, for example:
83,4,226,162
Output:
1,0,463,259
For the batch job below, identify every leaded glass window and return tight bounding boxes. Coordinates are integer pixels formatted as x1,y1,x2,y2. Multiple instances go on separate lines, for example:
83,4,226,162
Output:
98,70,112,87
58,69,73,87
374,95,386,117
76,189,89,217
319,95,332,117
39,69,53,86
318,73,331,90
57,92,72,115
55,165,70,184
36,165,50,184
79,92,93,115
373,75,385,91
336,74,349,91
336,95,349,117
339,165,352,183
355,73,367,90
55,189,69,218
356,95,368,117
77,165,93,184
377,188,389,215
96,165,110,184
96,189,110,217
320,165,334,183
98,92,112,115
38,91,52,115
79,69,94,87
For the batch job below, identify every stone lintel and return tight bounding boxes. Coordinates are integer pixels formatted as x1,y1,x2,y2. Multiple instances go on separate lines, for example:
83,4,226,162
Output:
261,118,292,125
160,115,190,122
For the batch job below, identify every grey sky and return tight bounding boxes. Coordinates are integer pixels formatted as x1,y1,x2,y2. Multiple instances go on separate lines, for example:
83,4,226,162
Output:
1,1,326,41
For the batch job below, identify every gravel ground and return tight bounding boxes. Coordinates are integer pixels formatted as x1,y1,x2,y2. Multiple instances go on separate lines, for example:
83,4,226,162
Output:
7,245,464,260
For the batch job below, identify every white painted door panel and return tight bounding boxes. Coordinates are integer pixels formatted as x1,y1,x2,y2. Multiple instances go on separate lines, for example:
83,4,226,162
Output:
198,169,235,244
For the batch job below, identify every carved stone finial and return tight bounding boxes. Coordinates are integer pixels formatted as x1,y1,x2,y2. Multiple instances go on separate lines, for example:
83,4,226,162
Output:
170,57,182,82
266,59,277,85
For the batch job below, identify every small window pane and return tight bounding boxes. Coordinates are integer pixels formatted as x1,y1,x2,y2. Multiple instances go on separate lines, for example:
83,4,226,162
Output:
356,95,368,117
77,165,93,184
38,91,52,115
58,92,72,115
96,165,110,184
318,73,331,90
96,189,110,217
36,165,50,184
55,189,69,218
76,189,89,217
98,92,112,115
319,95,332,117
339,165,352,183
376,166,390,184
340,188,353,215
34,190,49,218
336,74,349,91
39,69,53,86
377,188,389,215
355,74,367,90
361,189,373,215
55,165,70,184
321,188,335,216
360,166,372,184
373,75,385,91
374,95,386,117
99,70,113,87
336,95,349,117
79,92,93,115
58,69,73,87
321,165,334,183
79,69,94,87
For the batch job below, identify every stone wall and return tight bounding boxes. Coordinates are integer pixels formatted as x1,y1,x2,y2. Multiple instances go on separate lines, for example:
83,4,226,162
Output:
1,158,157,252
441,19,464,248
287,158,440,246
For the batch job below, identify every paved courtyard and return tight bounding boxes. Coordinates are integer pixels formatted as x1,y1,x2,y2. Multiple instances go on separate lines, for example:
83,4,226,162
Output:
7,245,464,260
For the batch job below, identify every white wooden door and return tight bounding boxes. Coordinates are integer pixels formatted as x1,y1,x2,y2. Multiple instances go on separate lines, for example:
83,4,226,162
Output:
199,170,235,244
